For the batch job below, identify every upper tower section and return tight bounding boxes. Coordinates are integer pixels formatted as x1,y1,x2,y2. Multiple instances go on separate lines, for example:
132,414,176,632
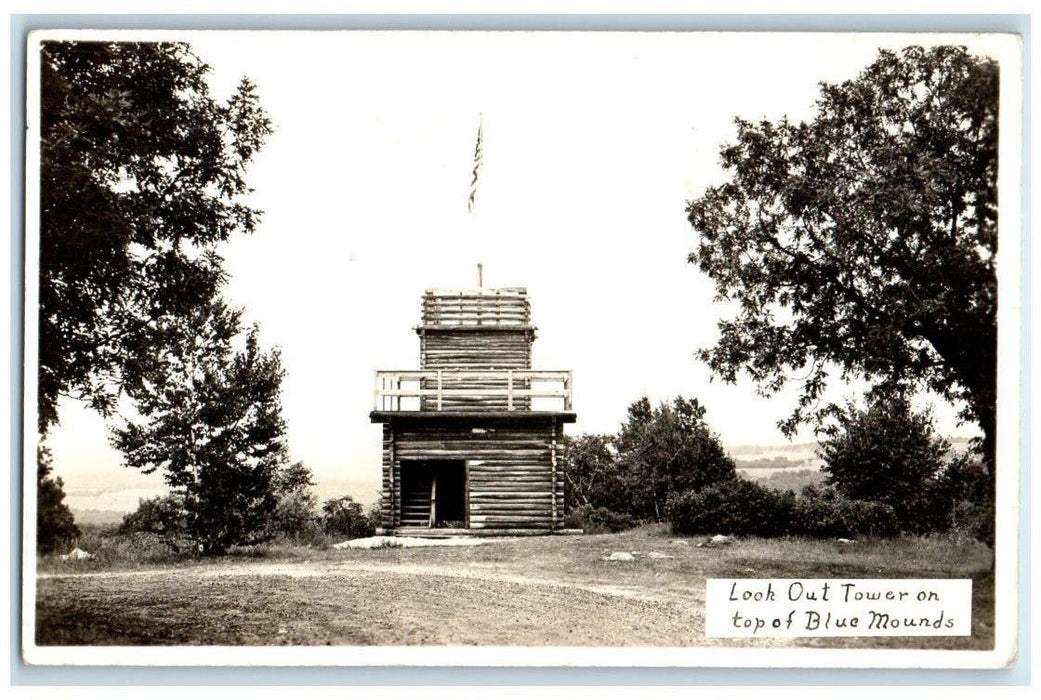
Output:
419,286,531,329
417,287,536,374
372,285,572,416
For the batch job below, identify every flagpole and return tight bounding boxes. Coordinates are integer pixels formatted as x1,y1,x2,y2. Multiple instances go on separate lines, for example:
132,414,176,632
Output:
467,113,483,288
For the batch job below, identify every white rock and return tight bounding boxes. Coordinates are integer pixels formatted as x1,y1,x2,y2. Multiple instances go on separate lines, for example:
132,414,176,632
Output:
332,536,487,549
647,551,674,559
710,534,732,544
603,551,636,561
60,547,93,561
670,539,689,546
837,538,855,544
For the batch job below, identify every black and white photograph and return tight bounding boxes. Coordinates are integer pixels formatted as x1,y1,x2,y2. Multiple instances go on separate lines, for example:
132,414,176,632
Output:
20,29,1022,668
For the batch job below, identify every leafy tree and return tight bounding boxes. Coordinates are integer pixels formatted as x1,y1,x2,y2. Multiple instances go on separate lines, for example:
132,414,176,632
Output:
36,446,80,554
110,301,290,554
615,396,736,520
818,393,950,531
686,46,998,480
321,495,376,539
38,41,272,434
560,434,626,513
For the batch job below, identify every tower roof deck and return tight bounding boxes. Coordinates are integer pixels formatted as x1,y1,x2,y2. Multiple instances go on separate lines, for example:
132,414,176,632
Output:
420,286,531,328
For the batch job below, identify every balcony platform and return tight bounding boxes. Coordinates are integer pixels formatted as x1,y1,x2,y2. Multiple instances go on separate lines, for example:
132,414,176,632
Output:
370,410,576,424
374,368,573,413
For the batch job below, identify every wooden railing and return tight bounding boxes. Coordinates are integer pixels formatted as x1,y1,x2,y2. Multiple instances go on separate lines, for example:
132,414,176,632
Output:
421,288,531,327
374,369,572,412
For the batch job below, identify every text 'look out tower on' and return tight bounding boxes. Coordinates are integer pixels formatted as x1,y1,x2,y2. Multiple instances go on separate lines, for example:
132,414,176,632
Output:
371,286,576,535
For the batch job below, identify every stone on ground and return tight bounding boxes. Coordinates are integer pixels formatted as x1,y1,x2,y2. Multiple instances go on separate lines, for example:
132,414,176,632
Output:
60,548,93,561
603,551,636,561
333,536,488,549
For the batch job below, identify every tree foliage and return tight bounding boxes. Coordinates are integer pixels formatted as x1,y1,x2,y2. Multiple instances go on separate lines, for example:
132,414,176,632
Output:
269,461,320,540
118,494,187,545
110,301,290,554
36,446,80,554
560,434,625,513
614,396,736,520
819,393,951,530
686,46,998,471
39,41,272,433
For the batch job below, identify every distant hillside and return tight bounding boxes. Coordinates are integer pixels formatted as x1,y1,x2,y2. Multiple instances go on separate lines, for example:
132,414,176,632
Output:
71,509,126,526
727,441,819,457
733,455,819,470
745,468,826,493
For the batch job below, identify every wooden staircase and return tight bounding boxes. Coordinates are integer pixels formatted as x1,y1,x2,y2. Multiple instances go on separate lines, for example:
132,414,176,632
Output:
400,476,433,527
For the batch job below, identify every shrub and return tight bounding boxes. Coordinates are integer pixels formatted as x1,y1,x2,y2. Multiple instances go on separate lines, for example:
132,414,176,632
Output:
118,495,188,547
40,528,186,570
560,434,627,513
666,479,795,537
321,495,376,539
950,499,995,545
929,453,994,544
365,496,383,533
563,505,637,534
794,485,900,538
667,479,899,539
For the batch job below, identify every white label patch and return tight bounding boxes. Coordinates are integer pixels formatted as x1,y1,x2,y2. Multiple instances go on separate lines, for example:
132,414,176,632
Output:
706,579,973,637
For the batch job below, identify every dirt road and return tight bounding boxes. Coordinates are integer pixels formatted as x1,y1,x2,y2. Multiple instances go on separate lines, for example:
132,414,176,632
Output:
36,557,719,646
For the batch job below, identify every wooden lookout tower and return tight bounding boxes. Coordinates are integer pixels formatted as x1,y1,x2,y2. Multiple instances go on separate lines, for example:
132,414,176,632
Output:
371,286,576,535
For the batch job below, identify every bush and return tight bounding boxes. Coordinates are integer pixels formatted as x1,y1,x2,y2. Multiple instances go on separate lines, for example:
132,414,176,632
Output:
666,479,795,537
39,528,186,570
667,479,899,539
794,485,900,538
950,499,995,545
563,505,637,534
930,453,994,544
268,462,321,542
119,495,188,547
560,434,627,513
321,495,376,539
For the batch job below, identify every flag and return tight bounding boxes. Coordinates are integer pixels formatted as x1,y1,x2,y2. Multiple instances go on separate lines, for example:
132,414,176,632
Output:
467,116,483,214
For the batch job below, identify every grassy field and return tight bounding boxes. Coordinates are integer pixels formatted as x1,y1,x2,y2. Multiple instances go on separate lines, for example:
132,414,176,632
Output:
35,526,994,648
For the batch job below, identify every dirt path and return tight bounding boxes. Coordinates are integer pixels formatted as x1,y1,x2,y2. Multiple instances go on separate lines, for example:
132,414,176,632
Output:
40,559,663,602
36,556,745,646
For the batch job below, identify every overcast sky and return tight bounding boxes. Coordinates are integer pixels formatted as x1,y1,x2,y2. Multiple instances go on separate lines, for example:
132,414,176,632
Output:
40,31,1004,513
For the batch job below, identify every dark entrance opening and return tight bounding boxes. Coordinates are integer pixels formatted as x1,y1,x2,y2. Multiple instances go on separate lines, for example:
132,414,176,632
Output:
399,460,467,528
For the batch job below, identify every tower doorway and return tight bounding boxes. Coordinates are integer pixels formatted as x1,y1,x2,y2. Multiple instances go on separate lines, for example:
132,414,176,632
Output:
399,460,467,528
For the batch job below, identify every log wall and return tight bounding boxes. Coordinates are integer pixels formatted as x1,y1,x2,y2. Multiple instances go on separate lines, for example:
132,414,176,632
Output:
380,418,565,531
418,329,534,410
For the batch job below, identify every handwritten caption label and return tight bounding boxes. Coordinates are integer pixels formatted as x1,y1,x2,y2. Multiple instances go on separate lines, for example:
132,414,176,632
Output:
706,578,972,637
